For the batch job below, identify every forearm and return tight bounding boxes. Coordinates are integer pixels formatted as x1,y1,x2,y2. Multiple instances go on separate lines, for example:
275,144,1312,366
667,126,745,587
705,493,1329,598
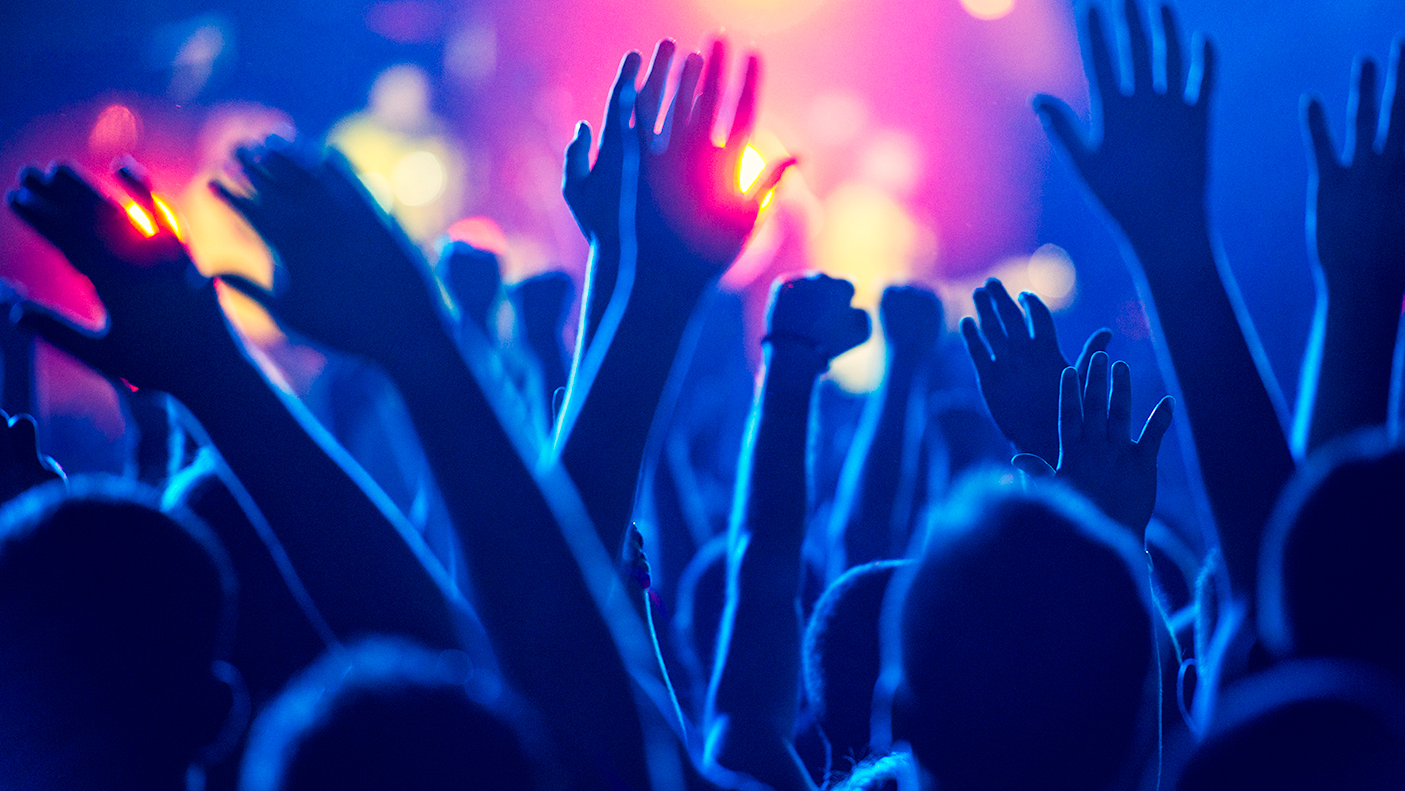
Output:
173,349,465,651
838,357,924,567
1125,224,1295,597
1301,284,1401,452
380,324,652,791
708,348,823,791
557,256,714,559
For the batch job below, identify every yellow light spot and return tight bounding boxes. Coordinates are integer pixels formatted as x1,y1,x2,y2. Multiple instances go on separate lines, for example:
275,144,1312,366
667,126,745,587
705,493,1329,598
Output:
125,202,157,237
739,144,766,193
152,195,182,241
960,0,1014,20
391,150,446,207
760,189,775,210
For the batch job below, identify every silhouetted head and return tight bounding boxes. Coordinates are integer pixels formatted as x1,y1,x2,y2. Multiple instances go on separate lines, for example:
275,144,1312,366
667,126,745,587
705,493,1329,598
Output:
804,559,912,773
879,480,1154,791
1172,658,1405,790
1259,430,1405,677
0,476,237,791
241,637,543,791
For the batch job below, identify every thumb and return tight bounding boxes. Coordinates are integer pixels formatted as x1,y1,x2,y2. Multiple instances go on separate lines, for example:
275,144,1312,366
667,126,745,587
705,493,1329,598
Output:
216,274,277,313
1012,453,1057,479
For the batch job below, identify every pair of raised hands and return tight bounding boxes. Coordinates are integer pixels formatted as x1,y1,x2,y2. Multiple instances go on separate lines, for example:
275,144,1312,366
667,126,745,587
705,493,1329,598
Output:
963,279,1173,532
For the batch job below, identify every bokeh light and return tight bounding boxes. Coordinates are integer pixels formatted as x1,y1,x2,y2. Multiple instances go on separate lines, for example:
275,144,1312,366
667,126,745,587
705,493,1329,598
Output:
88,105,140,159
959,0,1015,21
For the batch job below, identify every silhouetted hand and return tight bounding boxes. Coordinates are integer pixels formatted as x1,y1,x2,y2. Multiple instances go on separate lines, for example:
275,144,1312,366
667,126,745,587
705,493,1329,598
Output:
765,273,871,363
961,278,1111,465
212,138,445,361
440,241,502,335
1033,0,1215,246
880,284,943,363
0,411,63,502
564,39,794,283
1014,352,1174,532
7,162,238,395
1305,39,1405,301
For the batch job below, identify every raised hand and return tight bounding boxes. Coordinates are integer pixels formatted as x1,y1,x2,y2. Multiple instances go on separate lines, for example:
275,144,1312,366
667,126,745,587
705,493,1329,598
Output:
1295,39,1405,451
707,274,866,791
1031,0,1293,613
7,162,237,394
1033,0,1215,244
765,273,871,364
212,138,446,361
961,278,1111,465
881,284,944,363
0,412,64,503
1014,353,1173,532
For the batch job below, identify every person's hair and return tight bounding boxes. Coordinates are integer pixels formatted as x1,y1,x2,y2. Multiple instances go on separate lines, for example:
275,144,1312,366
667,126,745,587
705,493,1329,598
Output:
0,475,237,782
1258,429,1405,675
881,478,1155,791
1171,658,1405,790
803,559,912,775
240,636,544,791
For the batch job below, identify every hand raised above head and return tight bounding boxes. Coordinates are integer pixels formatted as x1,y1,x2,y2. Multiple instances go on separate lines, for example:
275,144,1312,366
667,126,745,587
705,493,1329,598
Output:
1304,38,1405,299
765,273,871,364
1033,0,1216,245
564,39,795,285
880,284,944,362
7,161,234,395
1014,353,1174,533
961,277,1111,464
212,137,444,363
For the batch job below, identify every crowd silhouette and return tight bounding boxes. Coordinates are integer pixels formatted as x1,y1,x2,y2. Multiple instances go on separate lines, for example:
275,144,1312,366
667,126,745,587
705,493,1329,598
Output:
2,1,1404,789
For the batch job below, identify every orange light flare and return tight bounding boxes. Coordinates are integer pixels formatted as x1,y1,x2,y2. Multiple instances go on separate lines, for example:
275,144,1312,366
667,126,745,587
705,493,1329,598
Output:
739,143,778,211
153,195,183,241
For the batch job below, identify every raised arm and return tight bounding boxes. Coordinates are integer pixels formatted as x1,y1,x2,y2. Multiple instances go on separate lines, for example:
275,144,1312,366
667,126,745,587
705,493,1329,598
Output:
706,274,869,791
1293,40,1405,452
6,163,463,651
214,141,659,791
555,39,793,560
828,285,946,573
1033,0,1295,601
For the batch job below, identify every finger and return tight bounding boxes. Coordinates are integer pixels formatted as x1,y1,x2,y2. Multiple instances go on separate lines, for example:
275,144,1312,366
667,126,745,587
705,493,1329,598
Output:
601,51,642,156
960,317,994,380
216,273,278,312
972,288,1009,358
564,122,593,189
1137,395,1175,457
1160,4,1184,98
1085,6,1120,105
1012,453,1057,479
211,187,261,239
115,157,155,206
1033,95,1094,171
48,165,102,206
1082,351,1110,439
234,146,276,193
751,156,797,198
5,412,40,457
1074,328,1113,382
1386,37,1405,155
1020,291,1059,350
690,39,728,141
1059,365,1083,454
1125,0,1152,95
636,40,676,141
1191,35,1216,107
1304,95,1340,175
1109,360,1133,441
1349,56,1381,159
13,302,107,370
726,54,760,154
985,278,1029,343
665,52,705,141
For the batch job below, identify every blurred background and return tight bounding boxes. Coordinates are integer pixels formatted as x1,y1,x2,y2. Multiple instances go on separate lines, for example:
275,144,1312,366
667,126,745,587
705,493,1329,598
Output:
0,0,1398,474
